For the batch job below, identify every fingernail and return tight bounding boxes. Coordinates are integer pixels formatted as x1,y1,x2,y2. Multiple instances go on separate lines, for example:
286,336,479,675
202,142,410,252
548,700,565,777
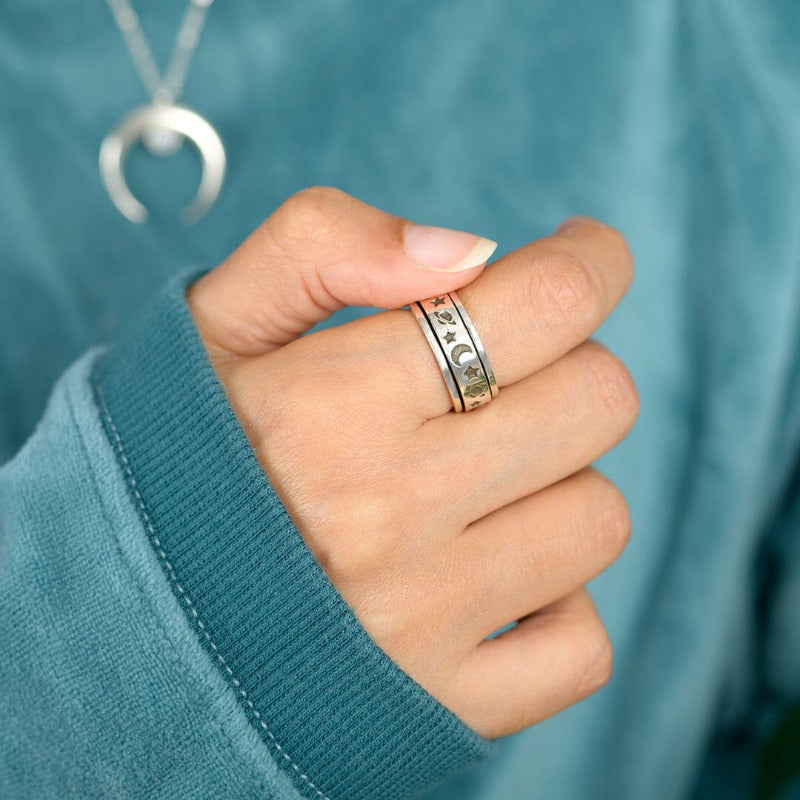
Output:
403,223,498,272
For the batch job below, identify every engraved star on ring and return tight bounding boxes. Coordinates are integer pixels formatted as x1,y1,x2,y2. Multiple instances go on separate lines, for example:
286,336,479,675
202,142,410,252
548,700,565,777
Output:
409,292,498,413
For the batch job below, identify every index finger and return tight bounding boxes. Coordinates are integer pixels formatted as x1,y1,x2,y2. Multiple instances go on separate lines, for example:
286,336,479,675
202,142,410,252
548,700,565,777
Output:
404,216,634,418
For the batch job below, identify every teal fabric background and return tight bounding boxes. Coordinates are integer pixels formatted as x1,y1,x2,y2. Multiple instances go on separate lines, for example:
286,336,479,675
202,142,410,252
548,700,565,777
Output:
1,1,800,798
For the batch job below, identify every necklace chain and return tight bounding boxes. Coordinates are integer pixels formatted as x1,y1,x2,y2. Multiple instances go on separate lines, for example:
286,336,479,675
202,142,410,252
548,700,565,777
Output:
104,0,215,105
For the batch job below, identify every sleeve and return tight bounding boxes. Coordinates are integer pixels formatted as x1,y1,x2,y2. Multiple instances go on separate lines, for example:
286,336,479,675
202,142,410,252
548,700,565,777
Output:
0,269,497,800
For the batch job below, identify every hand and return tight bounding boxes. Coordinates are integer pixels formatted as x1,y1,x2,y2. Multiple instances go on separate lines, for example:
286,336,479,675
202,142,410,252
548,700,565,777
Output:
187,187,637,739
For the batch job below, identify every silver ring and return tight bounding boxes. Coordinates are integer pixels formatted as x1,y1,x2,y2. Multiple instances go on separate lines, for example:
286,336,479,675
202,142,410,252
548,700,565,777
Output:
410,291,498,413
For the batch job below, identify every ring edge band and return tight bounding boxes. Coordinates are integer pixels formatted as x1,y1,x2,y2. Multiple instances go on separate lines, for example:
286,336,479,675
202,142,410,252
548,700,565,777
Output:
410,301,465,412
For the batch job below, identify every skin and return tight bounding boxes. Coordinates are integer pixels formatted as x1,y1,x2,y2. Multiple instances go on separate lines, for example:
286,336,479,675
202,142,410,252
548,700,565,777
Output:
187,186,638,740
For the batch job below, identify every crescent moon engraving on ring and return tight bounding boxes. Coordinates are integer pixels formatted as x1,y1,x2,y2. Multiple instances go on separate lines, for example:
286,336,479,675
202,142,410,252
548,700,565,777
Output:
99,103,226,225
450,343,474,366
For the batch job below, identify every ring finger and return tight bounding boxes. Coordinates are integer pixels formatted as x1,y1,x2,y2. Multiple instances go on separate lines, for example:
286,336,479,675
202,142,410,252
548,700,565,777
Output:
414,338,639,530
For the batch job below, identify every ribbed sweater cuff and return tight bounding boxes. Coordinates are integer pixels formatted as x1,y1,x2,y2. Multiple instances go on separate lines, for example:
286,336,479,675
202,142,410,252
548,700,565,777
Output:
90,269,497,800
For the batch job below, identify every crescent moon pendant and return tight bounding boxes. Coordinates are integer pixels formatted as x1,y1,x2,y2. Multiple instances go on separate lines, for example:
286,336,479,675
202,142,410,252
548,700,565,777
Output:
99,103,226,225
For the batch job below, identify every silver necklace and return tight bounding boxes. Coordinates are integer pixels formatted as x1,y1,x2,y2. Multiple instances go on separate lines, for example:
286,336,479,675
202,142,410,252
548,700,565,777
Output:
100,0,226,225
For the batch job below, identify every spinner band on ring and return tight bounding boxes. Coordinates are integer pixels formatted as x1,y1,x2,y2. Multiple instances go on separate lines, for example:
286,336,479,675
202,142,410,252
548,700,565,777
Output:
410,291,497,412
449,291,498,399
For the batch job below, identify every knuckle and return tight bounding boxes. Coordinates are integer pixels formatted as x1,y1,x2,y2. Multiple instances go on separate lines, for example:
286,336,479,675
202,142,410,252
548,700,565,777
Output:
584,343,639,424
588,471,632,558
576,622,614,696
597,221,635,281
534,249,602,328
269,185,348,252
283,184,347,216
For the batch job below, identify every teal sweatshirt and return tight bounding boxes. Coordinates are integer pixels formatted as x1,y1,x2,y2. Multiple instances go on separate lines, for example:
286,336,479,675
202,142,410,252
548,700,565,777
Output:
2,2,799,799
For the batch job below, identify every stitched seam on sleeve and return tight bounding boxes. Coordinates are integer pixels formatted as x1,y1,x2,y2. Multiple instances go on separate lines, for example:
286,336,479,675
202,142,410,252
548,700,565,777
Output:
92,375,333,800
66,372,277,799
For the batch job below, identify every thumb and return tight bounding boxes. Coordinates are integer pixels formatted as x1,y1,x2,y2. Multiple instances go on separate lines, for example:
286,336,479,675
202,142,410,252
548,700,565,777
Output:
187,186,497,356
